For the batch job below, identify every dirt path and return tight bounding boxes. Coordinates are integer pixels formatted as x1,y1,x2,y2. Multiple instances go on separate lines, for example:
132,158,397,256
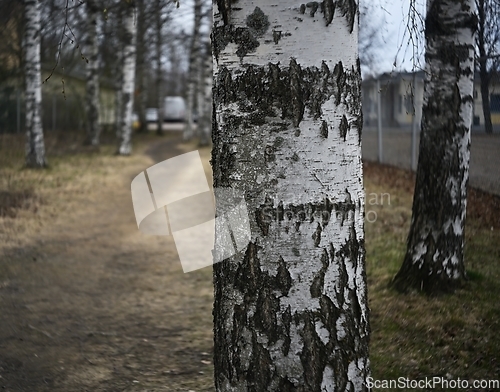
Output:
0,136,215,391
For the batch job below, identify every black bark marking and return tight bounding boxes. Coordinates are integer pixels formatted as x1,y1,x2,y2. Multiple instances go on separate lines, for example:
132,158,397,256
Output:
300,312,327,392
214,61,359,128
214,6,271,60
273,30,282,44
306,2,319,17
211,140,236,188
299,4,306,14
310,248,328,297
216,0,238,25
312,222,322,247
334,61,345,105
264,145,276,163
289,58,304,127
337,0,357,33
235,27,260,58
255,195,273,236
276,257,292,295
248,331,273,391
246,7,270,36
230,304,247,381
334,189,355,225
235,242,263,297
319,294,339,349
323,0,335,26
255,286,280,343
281,306,292,356
278,376,296,391
320,120,328,138
339,114,349,141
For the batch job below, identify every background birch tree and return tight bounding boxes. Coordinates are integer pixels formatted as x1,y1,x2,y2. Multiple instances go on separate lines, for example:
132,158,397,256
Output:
24,0,46,167
135,0,149,134
475,0,500,134
84,0,101,146
117,0,137,155
183,0,202,141
196,38,212,146
392,0,477,294
212,1,370,390
155,0,166,136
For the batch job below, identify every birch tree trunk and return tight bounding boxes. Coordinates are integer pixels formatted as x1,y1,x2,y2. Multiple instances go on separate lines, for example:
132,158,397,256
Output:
392,0,477,294
24,0,46,167
183,0,202,141
212,2,369,390
117,0,137,155
85,0,101,146
114,6,124,139
135,0,148,134
155,0,164,136
197,39,212,146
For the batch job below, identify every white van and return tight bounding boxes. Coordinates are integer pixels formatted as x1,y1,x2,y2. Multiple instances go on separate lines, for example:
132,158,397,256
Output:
163,96,186,122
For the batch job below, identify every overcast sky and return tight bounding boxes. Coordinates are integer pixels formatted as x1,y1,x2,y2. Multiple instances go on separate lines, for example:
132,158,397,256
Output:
373,0,426,73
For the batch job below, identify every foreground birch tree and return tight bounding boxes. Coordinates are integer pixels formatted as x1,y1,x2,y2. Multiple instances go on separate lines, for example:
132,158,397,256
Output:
24,0,46,167
212,1,370,390
117,0,137,155
85,0,101,146
392,0,477,294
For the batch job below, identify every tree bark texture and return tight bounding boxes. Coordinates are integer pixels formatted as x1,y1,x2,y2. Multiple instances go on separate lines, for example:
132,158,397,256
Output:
393,0,476,294
118,0,137,155
212,1,369,391
85,0,101,146
183,0,202,141
24,0,46,167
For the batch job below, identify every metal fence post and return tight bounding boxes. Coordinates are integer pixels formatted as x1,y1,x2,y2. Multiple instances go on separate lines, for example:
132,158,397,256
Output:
377,78,383,163
52,94,56,132
17,88,21,133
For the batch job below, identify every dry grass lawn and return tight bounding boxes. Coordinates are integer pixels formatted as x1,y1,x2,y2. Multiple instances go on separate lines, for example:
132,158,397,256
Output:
0,131,499,391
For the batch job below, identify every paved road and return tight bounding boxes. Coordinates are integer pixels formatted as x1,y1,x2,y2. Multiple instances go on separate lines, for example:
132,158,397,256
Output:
362,128,500,196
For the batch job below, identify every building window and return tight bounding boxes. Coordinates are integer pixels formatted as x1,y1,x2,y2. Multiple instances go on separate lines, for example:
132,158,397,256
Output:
491,94,500,113
398,94,403,114
473,89,478,99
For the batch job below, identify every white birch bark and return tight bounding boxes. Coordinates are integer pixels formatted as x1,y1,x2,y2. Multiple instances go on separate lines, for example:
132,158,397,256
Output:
118,0,137,155
114,6,124,138
135,0,148,133
24,0,46,167
212,1,369,390
85,0,101,146
393,0,476,293
183,0,202,141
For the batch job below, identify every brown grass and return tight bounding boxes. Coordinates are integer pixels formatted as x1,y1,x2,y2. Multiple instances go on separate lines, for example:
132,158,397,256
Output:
1,133,499,391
